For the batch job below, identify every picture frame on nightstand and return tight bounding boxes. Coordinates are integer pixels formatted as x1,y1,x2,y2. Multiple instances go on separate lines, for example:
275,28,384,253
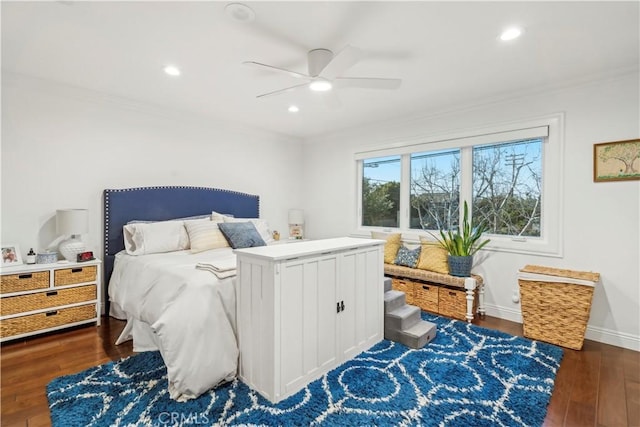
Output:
1,244,22,266
289,224,304,239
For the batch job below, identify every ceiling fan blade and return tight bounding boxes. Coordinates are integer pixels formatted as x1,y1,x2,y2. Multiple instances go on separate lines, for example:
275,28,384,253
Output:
256,82,309,98
318,45,363,79
243,61,311,80
334,77,402,90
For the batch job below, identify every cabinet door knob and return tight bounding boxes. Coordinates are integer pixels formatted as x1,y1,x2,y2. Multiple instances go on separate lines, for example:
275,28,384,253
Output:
45,311,58,317
46,291,58,297
340,301,345,312
337,302,340,313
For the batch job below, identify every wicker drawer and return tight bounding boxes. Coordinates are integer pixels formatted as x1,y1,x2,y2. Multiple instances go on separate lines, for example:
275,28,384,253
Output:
0,285,96,316
414,283,439,312
0,271,50,294
54,266,97,286
438,287,477,321
391,278,415,305
0,304,96,338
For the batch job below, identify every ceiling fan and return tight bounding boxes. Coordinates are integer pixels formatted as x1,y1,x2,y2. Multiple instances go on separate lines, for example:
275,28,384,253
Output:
243,45,402,100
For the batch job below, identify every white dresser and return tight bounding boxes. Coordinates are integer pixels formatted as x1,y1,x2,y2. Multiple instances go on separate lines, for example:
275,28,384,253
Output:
235,237,384,404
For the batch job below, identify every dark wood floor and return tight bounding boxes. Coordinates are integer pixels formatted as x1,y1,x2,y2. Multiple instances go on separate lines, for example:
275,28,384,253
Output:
1,315,638,426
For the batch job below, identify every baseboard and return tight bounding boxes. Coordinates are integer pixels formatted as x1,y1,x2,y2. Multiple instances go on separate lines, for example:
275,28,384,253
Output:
483,303,522,323
584,325,640,352
483,303,640,352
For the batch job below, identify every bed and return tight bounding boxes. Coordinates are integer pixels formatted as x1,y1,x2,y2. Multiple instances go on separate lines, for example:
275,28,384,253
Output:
103,186,260,401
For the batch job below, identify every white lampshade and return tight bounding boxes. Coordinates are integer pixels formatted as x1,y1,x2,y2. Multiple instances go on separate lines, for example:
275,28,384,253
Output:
288,209,304,224
56,209,89,236
56,209,88,261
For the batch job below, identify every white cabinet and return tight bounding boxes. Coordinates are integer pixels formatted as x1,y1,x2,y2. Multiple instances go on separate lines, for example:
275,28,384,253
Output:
235,237,384,404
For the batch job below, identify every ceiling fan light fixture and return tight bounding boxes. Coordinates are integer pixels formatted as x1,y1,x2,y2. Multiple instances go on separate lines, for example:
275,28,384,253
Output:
309,79,332,92
500,27,523,41
163,65,181,76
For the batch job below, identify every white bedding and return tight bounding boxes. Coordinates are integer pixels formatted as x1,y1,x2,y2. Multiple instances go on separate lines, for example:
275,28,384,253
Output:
108,248,238,401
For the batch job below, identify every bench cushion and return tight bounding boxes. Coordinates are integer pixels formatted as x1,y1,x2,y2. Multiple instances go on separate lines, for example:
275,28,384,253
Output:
384,263,483,288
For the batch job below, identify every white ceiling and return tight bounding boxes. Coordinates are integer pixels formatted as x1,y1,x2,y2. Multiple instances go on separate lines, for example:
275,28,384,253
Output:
2,1,638,139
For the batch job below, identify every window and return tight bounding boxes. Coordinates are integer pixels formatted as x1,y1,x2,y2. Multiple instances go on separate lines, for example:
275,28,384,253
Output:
473,139,542,237
410,149,460,230
362,156,400,227
356,115,563,256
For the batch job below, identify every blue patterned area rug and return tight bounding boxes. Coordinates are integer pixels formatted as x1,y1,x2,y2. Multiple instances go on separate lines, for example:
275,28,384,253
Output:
47,313,563,426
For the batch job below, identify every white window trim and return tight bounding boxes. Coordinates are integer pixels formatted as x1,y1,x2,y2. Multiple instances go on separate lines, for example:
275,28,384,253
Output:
354,113,564,257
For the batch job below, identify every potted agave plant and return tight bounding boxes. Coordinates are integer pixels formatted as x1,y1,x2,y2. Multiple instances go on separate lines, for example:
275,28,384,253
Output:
432,201,490,277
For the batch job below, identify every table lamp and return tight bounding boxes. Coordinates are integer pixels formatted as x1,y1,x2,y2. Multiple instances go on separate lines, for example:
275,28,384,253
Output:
56,209,88,261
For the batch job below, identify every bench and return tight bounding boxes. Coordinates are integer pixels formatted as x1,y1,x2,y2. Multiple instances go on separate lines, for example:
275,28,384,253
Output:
384,263,486,322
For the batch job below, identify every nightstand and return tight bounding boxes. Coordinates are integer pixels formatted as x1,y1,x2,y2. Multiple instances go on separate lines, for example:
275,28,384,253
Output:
0,259,101,342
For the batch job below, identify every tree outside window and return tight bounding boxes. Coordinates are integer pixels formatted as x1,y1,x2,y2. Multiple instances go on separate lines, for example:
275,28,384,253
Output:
362,156,400,227
410,149,460,231
362,139,543,238
472,139,542,237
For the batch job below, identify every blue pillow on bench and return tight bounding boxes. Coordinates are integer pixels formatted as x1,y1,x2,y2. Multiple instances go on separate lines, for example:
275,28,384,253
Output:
394,245,421,268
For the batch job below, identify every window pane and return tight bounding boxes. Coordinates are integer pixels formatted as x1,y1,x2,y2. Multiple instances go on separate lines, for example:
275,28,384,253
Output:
362,156,401,227
410,149,460,230
472,139,542,237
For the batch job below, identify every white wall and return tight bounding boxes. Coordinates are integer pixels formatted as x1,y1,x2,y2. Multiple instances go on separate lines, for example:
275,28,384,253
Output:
3,71,638,351
302,71,640,351
1,73,304,260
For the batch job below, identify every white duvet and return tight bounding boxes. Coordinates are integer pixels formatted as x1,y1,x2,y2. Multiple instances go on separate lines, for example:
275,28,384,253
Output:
108,248,238,401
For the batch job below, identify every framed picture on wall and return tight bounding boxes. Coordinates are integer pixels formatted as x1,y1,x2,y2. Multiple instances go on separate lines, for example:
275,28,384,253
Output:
594,139,640,182
1,244,23,266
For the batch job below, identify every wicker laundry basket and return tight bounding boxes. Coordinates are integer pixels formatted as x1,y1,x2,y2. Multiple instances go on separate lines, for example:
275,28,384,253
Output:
518,265,600,350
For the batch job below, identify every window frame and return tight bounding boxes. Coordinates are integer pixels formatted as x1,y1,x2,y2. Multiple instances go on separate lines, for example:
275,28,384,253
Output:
355,114,564,257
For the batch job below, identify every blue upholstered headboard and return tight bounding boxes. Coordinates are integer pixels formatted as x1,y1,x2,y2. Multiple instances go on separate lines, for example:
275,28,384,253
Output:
103,186,259,306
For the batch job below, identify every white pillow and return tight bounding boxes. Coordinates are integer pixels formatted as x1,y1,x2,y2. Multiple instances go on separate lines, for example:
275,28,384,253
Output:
123,220,190,255
211,211,234,221
185,220,230,253
223,217,274,244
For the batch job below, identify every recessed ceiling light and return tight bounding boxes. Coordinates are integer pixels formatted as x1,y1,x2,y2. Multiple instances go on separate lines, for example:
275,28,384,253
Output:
500,27,523,41
225,3,255,23
164,65,181,76
288,105,299,113
309,79,332,92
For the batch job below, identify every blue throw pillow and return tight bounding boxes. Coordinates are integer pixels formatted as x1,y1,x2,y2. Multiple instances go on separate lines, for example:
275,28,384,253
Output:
218,222,266,249
394,245,421,268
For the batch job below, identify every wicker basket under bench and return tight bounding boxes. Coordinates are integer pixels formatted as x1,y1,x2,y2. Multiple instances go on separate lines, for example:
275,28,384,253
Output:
384,264,485,322
0,260,101,342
